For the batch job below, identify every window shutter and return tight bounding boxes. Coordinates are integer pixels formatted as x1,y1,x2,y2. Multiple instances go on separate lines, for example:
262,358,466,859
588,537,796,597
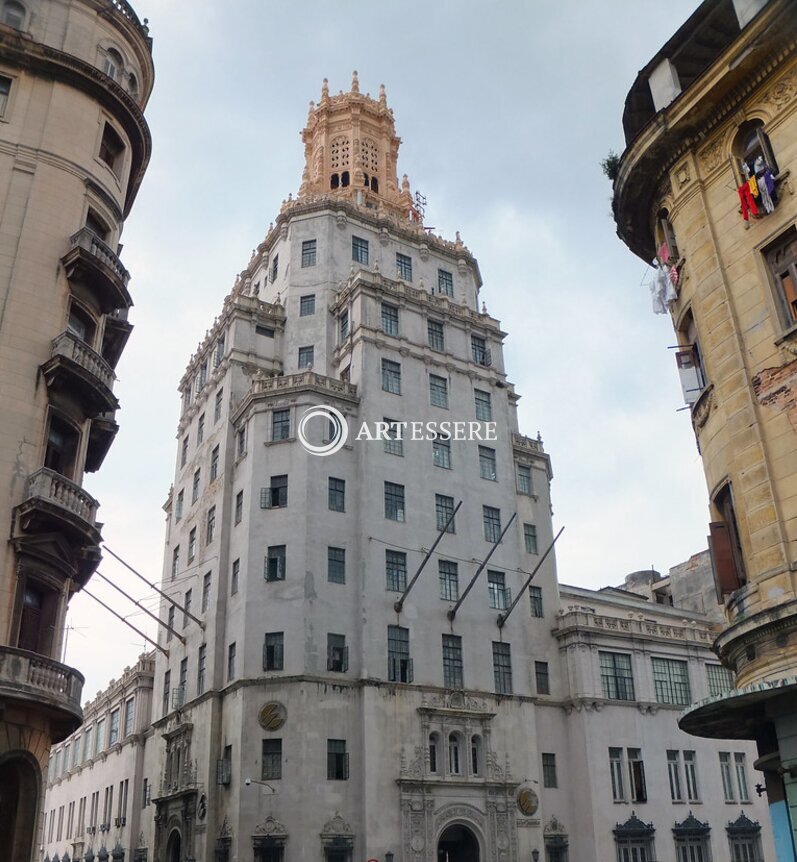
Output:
675,349,702,404
709,521,742,599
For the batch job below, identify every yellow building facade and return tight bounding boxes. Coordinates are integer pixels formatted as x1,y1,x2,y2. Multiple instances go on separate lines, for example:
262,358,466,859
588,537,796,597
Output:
0,1,153,859
613,0,797,858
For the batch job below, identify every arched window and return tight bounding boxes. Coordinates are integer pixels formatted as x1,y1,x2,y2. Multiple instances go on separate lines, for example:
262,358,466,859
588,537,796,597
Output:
470,735,482,776
341,171,350,187
448,733,462,775
2,1,26,29
66,300,97,347
330,173,339,190
371,177,379,194
103,48,124,83
428,733,439,773
733,119,778,180
127,72,138,97
363,173,370,187
675,308,707,406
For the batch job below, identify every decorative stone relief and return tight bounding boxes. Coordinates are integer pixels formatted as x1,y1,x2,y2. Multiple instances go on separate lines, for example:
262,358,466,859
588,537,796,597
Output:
675,161,690,189
258,701,287,731
321,812,354,838
699,140,724,172
253,815,288,838
765,67,797,109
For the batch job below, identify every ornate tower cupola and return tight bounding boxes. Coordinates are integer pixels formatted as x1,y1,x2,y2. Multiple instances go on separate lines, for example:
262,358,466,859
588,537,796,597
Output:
297,71,419,223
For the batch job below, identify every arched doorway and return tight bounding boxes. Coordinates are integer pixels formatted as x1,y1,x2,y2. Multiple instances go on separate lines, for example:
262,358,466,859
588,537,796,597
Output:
166,828,182,862
0,753,39,862
438,823,480,862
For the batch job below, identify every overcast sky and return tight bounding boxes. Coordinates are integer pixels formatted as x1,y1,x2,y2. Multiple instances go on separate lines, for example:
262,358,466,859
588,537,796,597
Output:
66,0,711,700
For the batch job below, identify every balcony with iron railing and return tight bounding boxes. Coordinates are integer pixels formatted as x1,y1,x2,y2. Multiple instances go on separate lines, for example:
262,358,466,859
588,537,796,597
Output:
42,330,119,416
0,646,83,740
61,228,132,312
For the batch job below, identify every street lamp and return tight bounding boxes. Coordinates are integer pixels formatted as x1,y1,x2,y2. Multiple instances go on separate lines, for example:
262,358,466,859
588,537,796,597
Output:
531,851,540,862
244,777,276,792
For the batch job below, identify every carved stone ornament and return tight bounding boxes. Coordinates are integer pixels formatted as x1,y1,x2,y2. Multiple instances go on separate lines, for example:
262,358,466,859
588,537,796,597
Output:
700,140,723,172
321,813,354,837
692,385,714,429
766,67,797,110
258,701,287,731
544,816,567,836
676,161,690,188
253,815,288,837
516,787,539,817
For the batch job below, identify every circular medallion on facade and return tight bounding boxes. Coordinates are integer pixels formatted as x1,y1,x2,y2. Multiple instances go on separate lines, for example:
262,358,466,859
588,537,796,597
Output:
410,835,425,852
258,701,287,731
516,787,539,817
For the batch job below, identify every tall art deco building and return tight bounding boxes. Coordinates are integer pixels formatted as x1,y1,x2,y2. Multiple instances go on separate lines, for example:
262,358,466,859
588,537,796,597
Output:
0,0,153,859
147,73,560,862
613,0,797,857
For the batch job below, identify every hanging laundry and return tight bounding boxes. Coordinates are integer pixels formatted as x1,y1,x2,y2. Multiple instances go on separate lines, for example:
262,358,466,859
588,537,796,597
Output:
649,266,672,314
666,266,679,302
748,175,759,199
657,241,671,265
738,183,759,221
757,175,775,214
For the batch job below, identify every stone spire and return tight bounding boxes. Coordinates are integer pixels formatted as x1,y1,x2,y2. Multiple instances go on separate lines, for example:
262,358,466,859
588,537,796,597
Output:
296,74,418,223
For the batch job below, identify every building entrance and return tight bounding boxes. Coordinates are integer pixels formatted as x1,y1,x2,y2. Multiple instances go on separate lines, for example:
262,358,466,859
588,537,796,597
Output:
166,829,182,862
438,824,480,862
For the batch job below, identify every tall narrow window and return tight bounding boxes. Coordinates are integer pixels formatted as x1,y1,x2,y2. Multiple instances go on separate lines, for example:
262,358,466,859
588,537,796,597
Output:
123,698,135,737
529,585,544,617
396,252,412,281
384,482,405,521
298,345,314,368
719,752,734,802
299,294,316,316
542,753,557,788
488,571,509,610
479,446,497,480
265,545,286,582
609,748,625,802
492,642,512,694
231,559,240,595
535,661,550,695
442,634,463,688
197,644,206,695
183,590,192,627
270,254,279,282
471,335,490,365
234,490,243,524
382,358,402,394
210,445,219,481
197,413,204,444
328,477,346,512
227,642,236,680
383,418,403,456
524,523,538,555
516,464,532,495
439,560,459,601
327,739,349,780
327,547,345,584
339,309,349,341
206,506,216,543
627,748,647,802
437,269,454,297
263,632,284,671
272,408,290,441
386,550,407,592
388,625,412,683
448,733,462,775
381,302,399,336
99,122,125,177
301,239,317,268
262,739,282,780
214,389,224,422
735,752,750,802
326,633,348,672
474,389,492,421
435,494,455,532
429,374,449,408
676,309,708,405
432,435,451,469
352,235,369,265
192,469,201,504
483,506,501,542
684,751,699,802
201,572,211,612
667,750,683,802
765,230,797,328
427,319,445,351
710,482,747,596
